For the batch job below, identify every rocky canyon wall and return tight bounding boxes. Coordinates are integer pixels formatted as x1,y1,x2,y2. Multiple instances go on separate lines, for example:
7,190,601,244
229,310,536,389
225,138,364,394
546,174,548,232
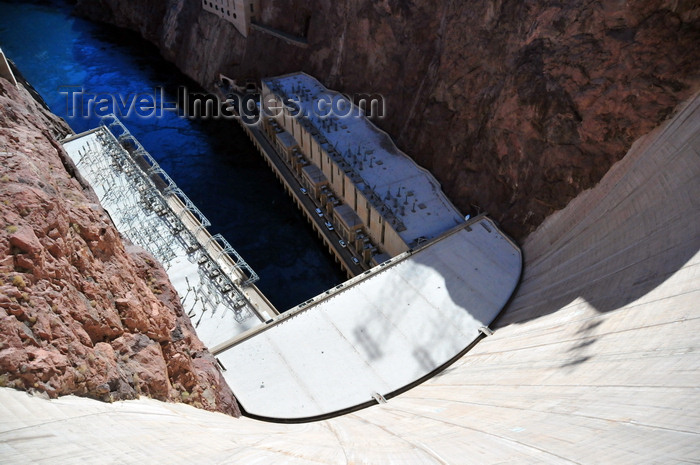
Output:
75,0,700,239
0,73,239,416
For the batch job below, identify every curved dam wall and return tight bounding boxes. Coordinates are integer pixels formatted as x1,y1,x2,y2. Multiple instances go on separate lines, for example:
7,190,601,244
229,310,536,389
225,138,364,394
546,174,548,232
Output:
215,218,521,421
1,94,698,463
56,115,522,421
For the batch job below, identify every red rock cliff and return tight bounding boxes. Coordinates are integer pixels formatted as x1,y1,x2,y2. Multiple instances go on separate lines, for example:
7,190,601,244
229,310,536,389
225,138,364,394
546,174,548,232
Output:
76,0,699,239
0,74,239,416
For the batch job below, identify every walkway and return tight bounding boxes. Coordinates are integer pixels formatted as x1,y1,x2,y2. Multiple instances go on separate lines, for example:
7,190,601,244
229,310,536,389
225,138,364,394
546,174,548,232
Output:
250,21,309,48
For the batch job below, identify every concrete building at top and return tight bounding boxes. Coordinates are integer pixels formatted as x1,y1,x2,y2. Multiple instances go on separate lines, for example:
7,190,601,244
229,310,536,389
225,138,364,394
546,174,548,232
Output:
0,47,18,86
201,0,259,37
260,72,464,266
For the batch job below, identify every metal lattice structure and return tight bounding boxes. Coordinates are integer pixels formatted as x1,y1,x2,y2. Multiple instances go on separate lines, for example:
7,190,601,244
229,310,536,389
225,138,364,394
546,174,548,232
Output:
68,115,260,324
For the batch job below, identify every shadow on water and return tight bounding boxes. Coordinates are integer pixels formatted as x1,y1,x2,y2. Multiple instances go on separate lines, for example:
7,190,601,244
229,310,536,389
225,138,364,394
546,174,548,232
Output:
0,0,346,311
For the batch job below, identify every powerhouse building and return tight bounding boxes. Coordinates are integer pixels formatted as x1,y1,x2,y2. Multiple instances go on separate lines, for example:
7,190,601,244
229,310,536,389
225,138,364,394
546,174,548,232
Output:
261,72,465,266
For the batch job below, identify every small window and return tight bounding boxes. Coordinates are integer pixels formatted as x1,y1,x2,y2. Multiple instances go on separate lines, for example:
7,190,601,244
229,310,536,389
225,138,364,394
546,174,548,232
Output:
233,13,237,18
250,3,254,12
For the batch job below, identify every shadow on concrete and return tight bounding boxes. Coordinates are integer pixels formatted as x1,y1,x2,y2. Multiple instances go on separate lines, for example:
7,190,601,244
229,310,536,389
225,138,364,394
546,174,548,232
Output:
490,95,700,329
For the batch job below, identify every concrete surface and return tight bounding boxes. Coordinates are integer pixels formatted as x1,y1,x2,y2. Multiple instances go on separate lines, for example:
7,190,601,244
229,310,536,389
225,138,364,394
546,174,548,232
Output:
217,219,521,419
61,127,273,343
0,93,698,463
0,48,17,87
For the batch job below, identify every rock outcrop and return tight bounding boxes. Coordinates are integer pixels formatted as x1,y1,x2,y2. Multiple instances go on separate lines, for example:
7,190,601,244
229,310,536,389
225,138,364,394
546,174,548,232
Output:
75,0,700,239
0,74,239,416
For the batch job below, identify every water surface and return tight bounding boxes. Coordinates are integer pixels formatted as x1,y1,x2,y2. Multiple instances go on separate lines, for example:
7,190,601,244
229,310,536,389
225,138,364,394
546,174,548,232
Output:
0,0,346,311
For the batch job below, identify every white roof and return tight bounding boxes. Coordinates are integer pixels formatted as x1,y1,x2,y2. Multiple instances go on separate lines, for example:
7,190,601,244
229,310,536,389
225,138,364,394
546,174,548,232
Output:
217,218,521,419
1,94,697,465
263,72,465,244
61,128,271,345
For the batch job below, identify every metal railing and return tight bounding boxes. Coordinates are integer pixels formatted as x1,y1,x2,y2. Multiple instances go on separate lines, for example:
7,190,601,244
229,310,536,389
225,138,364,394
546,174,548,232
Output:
70,115,261,323
100,114,259,287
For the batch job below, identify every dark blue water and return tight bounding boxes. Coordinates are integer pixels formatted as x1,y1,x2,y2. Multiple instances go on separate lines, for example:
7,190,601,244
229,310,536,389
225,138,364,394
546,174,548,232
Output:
0,0,345,311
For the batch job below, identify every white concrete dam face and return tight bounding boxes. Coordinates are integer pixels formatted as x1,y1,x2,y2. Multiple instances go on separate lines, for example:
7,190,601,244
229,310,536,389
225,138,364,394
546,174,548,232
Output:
60,120,523,422
1,94,698,464
216,221,521,420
